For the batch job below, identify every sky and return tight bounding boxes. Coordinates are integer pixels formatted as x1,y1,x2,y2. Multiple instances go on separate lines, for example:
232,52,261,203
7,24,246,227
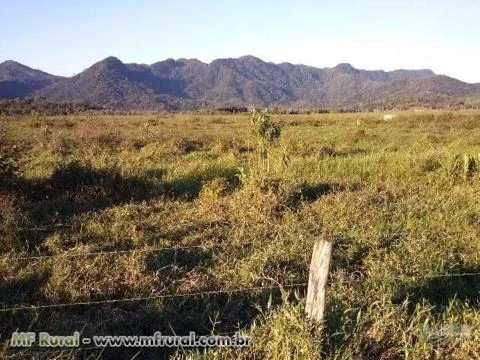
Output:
1,0,479,82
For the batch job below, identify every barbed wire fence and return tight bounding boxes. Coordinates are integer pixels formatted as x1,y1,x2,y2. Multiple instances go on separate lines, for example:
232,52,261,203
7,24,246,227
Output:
2,239,480,357
0,240,309,358
0,283,308,313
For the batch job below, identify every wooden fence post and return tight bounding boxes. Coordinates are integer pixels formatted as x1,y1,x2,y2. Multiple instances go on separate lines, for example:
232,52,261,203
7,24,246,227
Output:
305,234,333,323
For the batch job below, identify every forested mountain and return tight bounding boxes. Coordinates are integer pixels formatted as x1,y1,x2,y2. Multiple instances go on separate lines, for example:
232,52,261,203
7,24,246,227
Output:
1,56,479,110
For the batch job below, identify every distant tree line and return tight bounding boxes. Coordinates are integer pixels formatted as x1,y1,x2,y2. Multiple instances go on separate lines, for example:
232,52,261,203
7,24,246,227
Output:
200,106,332,115
0,97,102,116
2,97,478,117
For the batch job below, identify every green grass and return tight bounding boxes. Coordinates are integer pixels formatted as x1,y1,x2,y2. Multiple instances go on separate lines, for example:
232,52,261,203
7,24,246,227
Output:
1,111,480,359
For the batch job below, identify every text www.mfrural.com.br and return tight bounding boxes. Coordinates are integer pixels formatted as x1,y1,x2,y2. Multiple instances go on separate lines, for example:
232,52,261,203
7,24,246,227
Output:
10,331,251,348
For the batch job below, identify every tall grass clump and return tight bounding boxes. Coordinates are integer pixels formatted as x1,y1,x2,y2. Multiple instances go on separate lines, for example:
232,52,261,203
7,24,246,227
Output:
440,153,480,179
250,109,282,173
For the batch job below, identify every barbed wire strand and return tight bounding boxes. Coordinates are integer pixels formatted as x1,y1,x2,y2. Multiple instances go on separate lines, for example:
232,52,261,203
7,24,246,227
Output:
339,272,480,284
408,272,480,279
1,241,257,261
0,283,307,313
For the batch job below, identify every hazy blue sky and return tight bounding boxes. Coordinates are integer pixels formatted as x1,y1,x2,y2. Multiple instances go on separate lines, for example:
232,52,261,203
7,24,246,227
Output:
1,0,478,82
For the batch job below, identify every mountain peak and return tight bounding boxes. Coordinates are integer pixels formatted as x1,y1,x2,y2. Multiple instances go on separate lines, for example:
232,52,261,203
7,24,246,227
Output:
89,56,127,74
177,58,205,65
238,55,264,63
0,60,36,73
390,68,435,78
98,56,124,66
0,60,58,80
334,63,358,73
0,60,60,98
1,60,21,67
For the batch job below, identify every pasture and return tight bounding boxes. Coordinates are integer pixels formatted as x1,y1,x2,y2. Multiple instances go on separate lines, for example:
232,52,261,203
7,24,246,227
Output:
1,111,480,359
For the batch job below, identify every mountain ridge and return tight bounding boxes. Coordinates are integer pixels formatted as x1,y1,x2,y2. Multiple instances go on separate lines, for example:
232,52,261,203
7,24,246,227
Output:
1,56,479,110
0,60,62,98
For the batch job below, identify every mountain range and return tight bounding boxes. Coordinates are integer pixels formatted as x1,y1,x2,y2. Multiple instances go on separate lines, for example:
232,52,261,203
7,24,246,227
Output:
1,56,479,110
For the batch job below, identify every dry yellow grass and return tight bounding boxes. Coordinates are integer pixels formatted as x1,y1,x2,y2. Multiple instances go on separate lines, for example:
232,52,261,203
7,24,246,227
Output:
1,110,480,359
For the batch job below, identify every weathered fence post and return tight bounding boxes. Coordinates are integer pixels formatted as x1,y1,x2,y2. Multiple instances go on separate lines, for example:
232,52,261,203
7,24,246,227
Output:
305,234,333,323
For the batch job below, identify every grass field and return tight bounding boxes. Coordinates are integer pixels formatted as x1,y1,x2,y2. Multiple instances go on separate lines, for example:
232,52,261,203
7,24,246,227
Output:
1,111,480,359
